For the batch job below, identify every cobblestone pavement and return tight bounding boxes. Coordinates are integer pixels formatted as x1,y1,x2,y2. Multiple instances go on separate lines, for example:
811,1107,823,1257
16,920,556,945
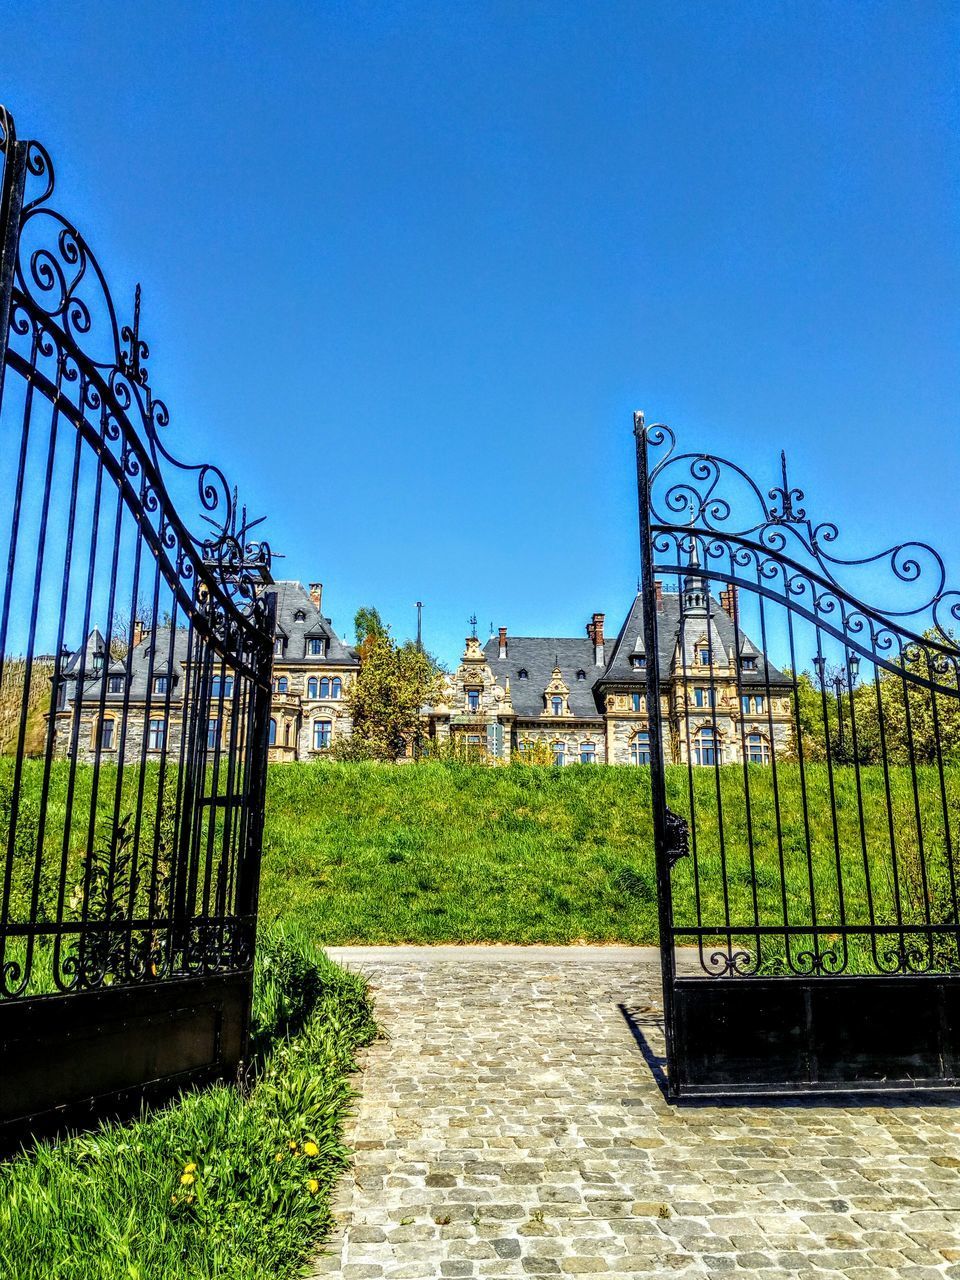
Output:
310,947,960,1280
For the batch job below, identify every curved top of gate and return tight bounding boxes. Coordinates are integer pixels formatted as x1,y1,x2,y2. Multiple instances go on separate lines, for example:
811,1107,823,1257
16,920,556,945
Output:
637,412,960,683
0,105,272,642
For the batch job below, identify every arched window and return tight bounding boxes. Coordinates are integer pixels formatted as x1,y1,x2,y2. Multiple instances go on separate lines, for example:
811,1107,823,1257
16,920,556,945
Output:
747,732,769,765
313,719,332,750
576,669,586,681
211,675,234,698
319,677,330,698
579,742,596,764
332,677,342,699
630,731,650,766
307,677,318,698
99,718,115,750
268,718,277,747
694,726,720,766
551,695,563,716
276,676,288,695
552,741,566,767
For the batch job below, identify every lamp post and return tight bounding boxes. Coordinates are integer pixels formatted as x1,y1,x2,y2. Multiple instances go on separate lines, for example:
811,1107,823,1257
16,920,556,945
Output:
812,653,860,756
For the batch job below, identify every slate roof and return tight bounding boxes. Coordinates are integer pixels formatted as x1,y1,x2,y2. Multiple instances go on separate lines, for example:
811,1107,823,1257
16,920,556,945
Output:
262,581,359,666
599,589,789,689
483,586,789,722
483,637,604,721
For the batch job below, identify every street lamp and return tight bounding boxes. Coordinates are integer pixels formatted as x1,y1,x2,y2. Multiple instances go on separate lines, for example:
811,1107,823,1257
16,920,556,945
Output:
811,652,860,756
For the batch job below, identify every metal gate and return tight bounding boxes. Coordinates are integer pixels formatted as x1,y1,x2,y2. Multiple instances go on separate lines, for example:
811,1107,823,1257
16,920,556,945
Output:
636,412,960,1099
0,106,275,1141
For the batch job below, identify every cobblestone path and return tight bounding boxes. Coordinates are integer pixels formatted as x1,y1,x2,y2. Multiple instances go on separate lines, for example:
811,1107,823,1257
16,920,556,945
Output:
311,947,960,1280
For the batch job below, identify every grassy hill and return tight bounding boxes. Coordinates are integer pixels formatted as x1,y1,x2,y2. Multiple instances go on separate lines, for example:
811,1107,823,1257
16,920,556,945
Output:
259,760,960,961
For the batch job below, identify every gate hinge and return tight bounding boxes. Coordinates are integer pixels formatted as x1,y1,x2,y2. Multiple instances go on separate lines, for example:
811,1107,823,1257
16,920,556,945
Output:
664,808,689,869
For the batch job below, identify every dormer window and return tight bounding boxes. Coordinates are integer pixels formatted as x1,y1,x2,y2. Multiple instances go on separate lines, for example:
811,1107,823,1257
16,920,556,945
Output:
576,669,586,681
294,609,306,622
467,688,480,712
308,638,325,657
551,695,563,716
274,637,285,657
518,669,528,679
741,656,757,671
631,655,646,669
698,647,711,666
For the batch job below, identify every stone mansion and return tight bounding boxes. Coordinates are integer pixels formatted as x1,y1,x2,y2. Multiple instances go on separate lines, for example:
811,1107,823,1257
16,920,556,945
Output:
54,569,793,767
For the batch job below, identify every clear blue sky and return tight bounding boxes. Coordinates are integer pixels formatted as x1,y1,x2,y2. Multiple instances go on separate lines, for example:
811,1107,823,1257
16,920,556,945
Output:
2,1,957,665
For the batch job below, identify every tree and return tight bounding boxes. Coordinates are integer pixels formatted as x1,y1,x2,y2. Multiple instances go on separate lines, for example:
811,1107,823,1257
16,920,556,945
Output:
354,606,388,647
341,622,442,762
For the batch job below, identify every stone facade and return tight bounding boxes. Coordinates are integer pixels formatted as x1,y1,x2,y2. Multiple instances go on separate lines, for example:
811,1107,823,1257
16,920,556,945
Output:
51,580,359,765
54,569,792,770
424,567,793,767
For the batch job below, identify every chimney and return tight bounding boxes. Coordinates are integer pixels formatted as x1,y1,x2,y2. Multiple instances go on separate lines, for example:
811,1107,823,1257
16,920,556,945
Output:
720,584,738,621
592,612,605,666
132,618,147,649
498,627,508,660
654,580,663,612
309,582,323,613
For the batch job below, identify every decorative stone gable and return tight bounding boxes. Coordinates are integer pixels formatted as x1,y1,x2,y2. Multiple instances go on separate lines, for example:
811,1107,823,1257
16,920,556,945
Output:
542,665,571,718
443,635,510,718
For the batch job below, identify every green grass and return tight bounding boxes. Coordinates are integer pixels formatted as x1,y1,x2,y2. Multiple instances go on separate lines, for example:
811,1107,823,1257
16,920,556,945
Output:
0,927,377,1280
259,761,960,966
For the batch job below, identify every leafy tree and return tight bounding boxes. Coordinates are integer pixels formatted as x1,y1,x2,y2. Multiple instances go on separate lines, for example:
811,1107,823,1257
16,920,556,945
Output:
353,606,388,647
341,621,442,762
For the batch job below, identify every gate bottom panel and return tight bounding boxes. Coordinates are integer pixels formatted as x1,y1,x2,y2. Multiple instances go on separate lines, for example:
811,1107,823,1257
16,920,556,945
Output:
671,975,960,1099
0,972,252,1146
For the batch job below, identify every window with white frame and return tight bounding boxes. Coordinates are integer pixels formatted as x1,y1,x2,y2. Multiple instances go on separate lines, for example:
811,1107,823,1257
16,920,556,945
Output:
467,688,480,712
211,675,234,698
632,692,645,712
320,677,330,698
331,677,342,698
694,726,720,766
313,719,332,750
268,718,277,747
307,677,318,698
630,730,651,765
741,694,765,714
275,676,288,694
698,646,711,666
747,732,769,764
579,742,596,764
551,695,563,716
153,675,168,695
99,718,115,750
108,675,124,694
308,637,324,656
694,686,715,708
552,741,565,766
147,717,166,750
207,718,219,750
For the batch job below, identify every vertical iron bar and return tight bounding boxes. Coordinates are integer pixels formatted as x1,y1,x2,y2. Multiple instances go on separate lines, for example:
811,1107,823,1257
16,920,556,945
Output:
634,412,677,1090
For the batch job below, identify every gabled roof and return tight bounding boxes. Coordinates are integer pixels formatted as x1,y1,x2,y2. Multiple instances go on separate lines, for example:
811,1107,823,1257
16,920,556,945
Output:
263,581,359,666
599,590,789,688
483,637,604,720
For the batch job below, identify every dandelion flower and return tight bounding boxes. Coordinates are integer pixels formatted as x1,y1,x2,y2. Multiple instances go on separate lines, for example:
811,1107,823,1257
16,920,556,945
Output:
180,1172,195,1187
306,1178,319,1194
303,1141,319,1157
288,1141,298,1152
275,1153,284,1163
183,1162,197,1174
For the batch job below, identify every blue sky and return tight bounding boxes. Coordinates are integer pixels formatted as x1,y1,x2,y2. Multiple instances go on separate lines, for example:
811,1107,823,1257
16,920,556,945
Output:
2,1,957,665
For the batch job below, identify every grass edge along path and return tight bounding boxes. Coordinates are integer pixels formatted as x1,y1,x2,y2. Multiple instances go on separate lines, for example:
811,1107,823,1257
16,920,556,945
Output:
0,927,377,1280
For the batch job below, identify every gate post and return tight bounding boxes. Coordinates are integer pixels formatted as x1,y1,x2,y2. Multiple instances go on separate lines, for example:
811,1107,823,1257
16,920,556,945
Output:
634,411,678,1093
0,107,27,419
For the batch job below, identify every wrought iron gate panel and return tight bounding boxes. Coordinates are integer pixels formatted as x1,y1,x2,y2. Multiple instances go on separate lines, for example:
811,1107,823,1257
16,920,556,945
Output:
636,412,960,1098
0,107,274,1140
